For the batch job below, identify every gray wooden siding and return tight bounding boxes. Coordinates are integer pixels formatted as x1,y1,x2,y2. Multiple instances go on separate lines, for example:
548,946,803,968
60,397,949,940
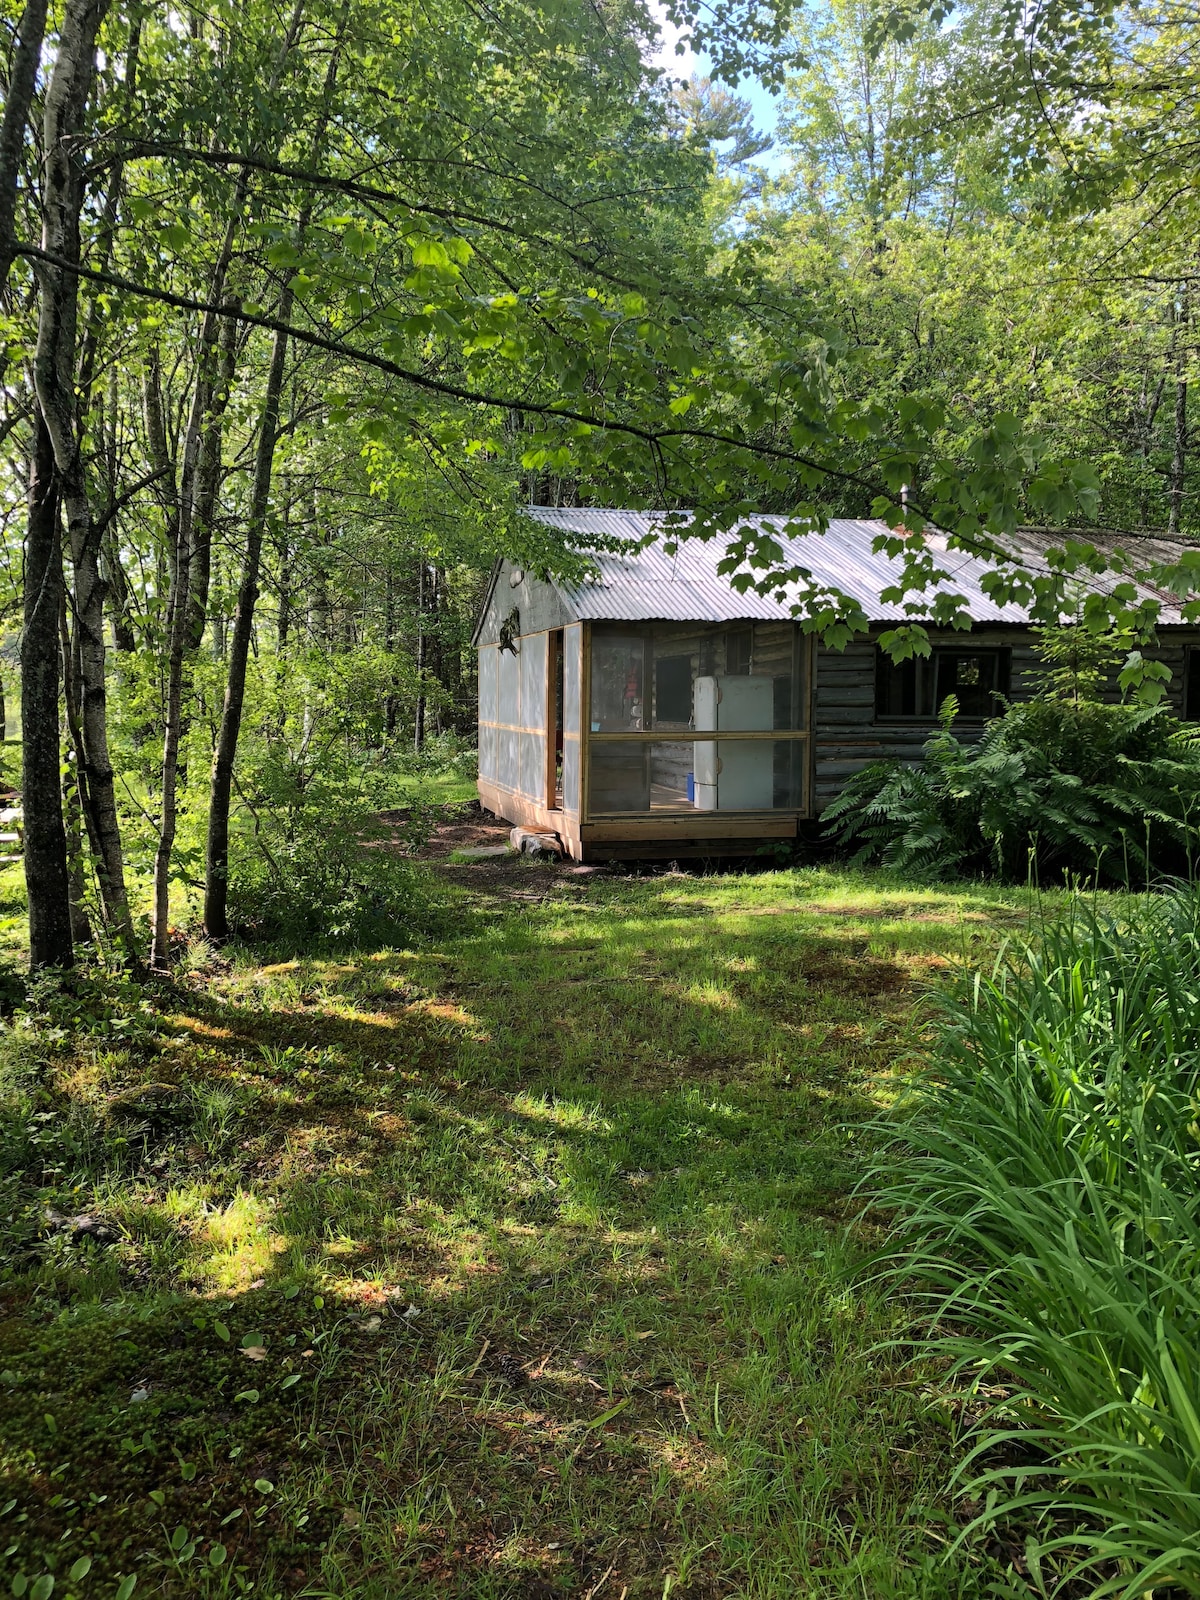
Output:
813,629,1200,812
475,560,575,646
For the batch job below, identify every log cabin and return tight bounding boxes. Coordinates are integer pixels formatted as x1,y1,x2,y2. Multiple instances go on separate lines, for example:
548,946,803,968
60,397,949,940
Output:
472,509,1200,862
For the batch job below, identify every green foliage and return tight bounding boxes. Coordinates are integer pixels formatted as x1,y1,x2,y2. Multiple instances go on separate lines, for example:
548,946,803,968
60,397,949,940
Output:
824,697,1200,883
1031,617,1138,704
225,784,436,952
0,866,1037,1599
869,886,1200,1596
209,646,455,947
0,961,25,1017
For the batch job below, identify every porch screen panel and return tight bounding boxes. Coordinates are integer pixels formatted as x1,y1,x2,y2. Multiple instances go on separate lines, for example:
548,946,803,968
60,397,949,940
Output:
585,622,809,818
495,645,521,794
479,644,498,725
563,625,582,733
521,633,548,731
518,734,541,798
561,624,583,814
497,647,520,727
479,723,497,782
498,725,518,787
478,647,498,781
519,632,548,798
562,736,580,815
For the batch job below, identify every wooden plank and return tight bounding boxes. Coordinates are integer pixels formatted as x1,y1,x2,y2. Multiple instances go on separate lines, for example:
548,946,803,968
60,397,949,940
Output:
587,730,809,744
582,815,797,842
546,629,561,809
581,837,791,862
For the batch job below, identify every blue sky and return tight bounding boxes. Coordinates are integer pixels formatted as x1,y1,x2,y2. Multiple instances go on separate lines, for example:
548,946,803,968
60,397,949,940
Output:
647,4,790,174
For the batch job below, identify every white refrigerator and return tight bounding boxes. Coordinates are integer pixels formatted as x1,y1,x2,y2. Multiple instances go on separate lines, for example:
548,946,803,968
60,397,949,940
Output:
693,676,774,810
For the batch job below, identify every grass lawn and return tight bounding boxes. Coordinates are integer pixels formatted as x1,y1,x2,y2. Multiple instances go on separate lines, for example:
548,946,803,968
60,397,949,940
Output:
0,863,1051,1599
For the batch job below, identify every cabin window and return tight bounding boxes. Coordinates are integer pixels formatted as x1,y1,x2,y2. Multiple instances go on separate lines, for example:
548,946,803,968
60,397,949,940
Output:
589,622,805,733
875,646,1010,721
586,622,808,814
1185,647,1200,720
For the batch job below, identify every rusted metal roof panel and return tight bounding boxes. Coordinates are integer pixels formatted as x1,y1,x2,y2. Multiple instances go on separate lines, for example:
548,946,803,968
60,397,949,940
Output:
526,508,1196,626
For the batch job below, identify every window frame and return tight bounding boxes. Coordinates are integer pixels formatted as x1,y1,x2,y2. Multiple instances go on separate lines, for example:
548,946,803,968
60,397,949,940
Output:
1184,645,1200,721
874,644,1012,723
582,620,812,818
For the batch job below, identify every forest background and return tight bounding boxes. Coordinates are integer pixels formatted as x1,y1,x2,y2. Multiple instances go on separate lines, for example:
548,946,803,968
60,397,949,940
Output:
3,0,1199,971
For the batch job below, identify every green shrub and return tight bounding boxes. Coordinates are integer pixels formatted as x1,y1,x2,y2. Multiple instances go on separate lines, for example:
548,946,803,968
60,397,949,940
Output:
871,886,1200,1596
825,698,1200,883
227,801,437,949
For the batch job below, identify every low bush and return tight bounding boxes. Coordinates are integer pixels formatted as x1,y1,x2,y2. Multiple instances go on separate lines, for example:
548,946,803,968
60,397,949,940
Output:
226,798,436,948
825,698,1200,884
871,885,1200,1596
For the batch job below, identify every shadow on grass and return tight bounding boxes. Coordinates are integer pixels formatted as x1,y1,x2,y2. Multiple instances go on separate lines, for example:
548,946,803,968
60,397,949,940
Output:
0,885,979,1600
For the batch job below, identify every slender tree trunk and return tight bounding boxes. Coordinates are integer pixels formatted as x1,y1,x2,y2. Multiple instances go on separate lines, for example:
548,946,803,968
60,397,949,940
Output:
154,8,312,959
144,347,187,970
212,581,226,660
431,566,444,735
31,0,135,961
413,560,427,754
0,0,50,295
147,205,244,968
1170,293,1189,538
383,572,398,736
188,310,238,653
103,521,136,651
1170,376,1187,537
204,307,293,939
204,6,347,938
59,599,93,945
99,369,136,652
309,510,330,647
75,15,140,395
22,411,73,969
276,470,293,652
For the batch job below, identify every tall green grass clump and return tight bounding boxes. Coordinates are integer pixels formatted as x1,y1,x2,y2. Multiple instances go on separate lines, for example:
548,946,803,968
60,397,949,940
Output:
873,885,1200,1596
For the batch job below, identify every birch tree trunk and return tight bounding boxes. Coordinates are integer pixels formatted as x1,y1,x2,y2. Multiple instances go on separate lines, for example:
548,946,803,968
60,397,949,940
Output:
30,0,136,962
22,411,73,969
0,0,50,295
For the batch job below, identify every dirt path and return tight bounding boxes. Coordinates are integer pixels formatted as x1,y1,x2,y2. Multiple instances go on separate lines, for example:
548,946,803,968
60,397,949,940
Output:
377,800,604,902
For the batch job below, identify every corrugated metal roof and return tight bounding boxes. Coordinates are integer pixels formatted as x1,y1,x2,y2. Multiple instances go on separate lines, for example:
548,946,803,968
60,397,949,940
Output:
526,508,1197,626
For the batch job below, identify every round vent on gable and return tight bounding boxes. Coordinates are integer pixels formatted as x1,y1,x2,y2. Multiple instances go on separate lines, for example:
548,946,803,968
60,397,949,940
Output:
509,567,525,588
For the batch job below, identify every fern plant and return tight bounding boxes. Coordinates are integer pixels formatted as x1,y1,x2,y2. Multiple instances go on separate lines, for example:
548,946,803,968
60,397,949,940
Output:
825,697,1200,884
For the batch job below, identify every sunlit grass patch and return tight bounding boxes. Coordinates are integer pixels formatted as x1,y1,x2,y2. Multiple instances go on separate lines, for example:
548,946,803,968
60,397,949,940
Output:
0,864,1066,1598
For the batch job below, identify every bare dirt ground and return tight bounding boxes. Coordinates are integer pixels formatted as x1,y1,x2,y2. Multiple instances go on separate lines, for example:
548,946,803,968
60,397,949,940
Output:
376,800,604,902
381,799,513,860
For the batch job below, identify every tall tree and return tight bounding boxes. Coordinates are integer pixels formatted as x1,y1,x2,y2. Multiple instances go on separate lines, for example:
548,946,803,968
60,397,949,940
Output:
21,413,73,969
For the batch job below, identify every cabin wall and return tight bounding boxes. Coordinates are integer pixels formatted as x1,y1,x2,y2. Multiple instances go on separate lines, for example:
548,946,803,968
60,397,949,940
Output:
478,633,550,804
477,614,585,852
813,628,1200,812
474,560,574,646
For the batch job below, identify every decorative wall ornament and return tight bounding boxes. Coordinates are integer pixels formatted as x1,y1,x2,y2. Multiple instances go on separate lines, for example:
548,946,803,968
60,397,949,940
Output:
499,607,521,654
